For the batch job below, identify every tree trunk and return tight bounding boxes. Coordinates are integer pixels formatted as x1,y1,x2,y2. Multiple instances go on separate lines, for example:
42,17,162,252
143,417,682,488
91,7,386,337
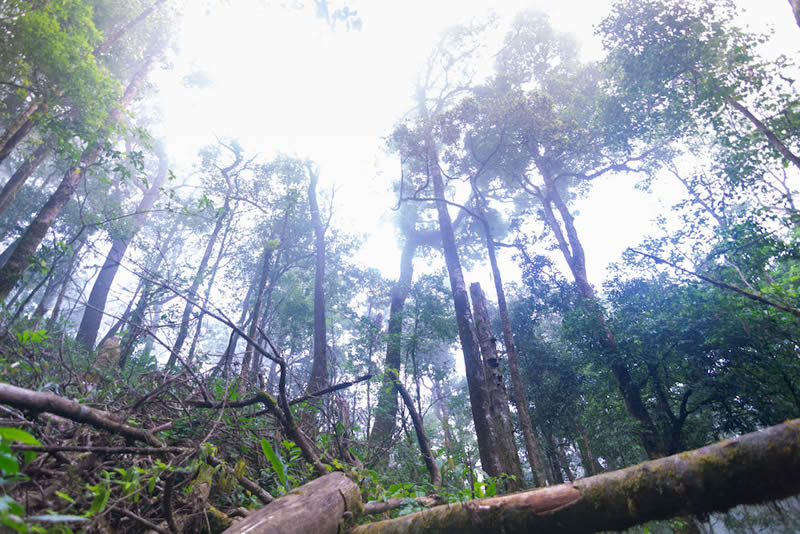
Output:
167,193,232,367
394,372,442,487
537,176,664,459
0,54,154,302
238,246,274,393
478,206,550,485
469,282,523,490
792,0,800,28
0,100,40,166
222,472,362,534
303,164,328,430
0,137,53,218
727,97,800,172
351,419,800,534
428,136,505,480
75,146,168,350
370,234,416,449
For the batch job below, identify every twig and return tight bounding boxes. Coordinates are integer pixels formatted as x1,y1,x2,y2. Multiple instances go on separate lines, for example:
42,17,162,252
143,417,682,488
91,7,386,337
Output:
11,445,187,455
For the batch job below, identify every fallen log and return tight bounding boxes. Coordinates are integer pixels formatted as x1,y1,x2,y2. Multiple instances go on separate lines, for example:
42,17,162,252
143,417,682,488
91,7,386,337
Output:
223,471,362,534
0,382,164,447
350,419,800,533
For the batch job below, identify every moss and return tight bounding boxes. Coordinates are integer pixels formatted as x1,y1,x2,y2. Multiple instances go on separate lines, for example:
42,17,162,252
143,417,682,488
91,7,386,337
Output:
207,505,232,533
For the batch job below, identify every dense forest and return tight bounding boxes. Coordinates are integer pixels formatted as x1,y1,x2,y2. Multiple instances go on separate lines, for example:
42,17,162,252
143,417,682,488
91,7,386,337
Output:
0,0,799,532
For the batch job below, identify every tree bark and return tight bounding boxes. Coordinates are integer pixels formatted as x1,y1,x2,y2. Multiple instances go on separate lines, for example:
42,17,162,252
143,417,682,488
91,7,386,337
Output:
428,136,505,480
481,215,549,485
351,419,800,534
370,234,416,450
0,100,40,165
0,54,154,302
469,282,523,489
222,472,362,534
792,0,800,28
75,147,168,349
303,164,329,417
0,138,54,219
238,246,274,393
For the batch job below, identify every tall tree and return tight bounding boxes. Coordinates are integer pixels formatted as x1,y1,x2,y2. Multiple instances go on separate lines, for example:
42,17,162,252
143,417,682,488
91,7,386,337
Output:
75,141,168,349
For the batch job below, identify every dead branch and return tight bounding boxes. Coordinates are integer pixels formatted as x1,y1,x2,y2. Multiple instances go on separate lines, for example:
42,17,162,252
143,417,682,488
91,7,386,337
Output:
0,382,164,447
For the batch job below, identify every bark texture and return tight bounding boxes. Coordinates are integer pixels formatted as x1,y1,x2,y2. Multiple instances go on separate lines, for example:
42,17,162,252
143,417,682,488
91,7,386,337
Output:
428,136,504,479
469,282,523,489
305,164,328,397
351,419,800,533
222,472,361,534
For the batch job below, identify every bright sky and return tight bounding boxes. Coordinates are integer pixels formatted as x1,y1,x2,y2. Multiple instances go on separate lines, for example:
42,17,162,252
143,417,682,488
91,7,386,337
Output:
153,0,800,288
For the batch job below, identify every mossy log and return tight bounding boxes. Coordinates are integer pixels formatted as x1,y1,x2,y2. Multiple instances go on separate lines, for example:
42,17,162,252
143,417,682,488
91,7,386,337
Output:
222,471,362,534
351,419,800,533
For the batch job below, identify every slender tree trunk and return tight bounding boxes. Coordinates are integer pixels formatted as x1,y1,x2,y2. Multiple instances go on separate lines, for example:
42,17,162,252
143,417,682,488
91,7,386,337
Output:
238,247,274,393
32,232,87,323
792,0,800,28
428,136,505,480
536,175,664,459
0,100,40,165
187,203,235,361
469,282,523,489
0,55,154,302
370,231,416,449
0,139,54,220
75,147,168,349
394,371,442,487
167,195,231,367
480,210,550,486
304,165,328,405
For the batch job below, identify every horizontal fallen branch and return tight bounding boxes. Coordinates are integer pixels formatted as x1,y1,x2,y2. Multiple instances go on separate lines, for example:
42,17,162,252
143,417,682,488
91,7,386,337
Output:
351,419,800,533
0,382,164,447
12,445,188,455
363,496,443,515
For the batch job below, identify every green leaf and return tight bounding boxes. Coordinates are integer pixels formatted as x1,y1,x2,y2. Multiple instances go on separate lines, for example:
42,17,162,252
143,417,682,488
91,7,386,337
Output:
260,437,287,489
55,491,75,504
84,485,110,517
0,427,41,445
0,451,19,475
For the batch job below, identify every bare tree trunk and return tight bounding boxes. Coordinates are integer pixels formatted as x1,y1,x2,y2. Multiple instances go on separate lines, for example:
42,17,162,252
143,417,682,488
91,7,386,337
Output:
394,372,442,486
238,247,274,393
302,164,328,432
428,136,505,480
75,147,168,349
370,234,416,449
0,137,53,218
476,204,550,485
167,187,234,367
0,100,40,165
0,53,155,301
469,282,523,490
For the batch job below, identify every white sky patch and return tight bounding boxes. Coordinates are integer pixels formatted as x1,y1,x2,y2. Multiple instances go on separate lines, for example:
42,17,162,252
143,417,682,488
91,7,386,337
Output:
152,0,800,289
